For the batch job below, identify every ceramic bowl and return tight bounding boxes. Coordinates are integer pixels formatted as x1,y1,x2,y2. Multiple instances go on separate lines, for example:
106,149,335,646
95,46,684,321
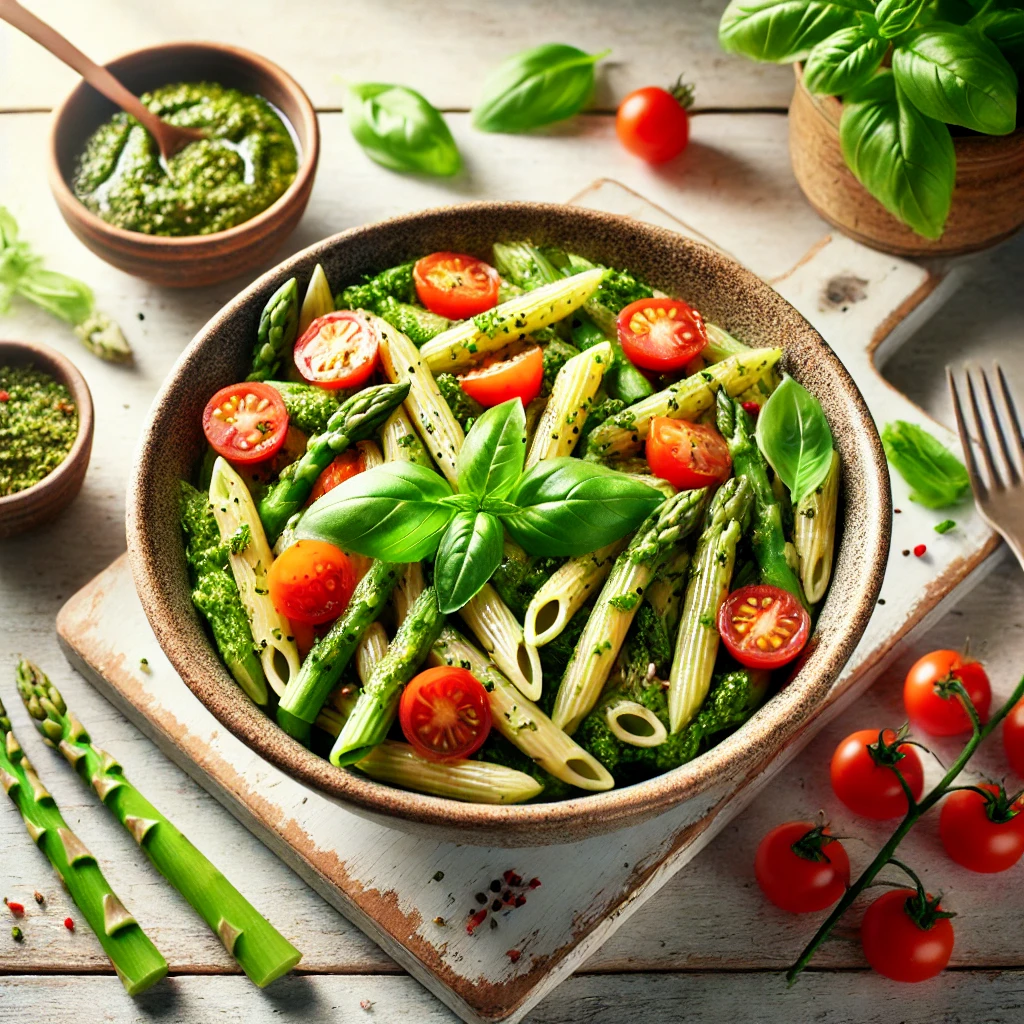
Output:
49,42,319,288
0,340,93,539
126,202,890,846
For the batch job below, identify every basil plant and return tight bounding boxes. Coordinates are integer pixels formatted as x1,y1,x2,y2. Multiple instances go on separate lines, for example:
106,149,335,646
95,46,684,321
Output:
719,0,1022,239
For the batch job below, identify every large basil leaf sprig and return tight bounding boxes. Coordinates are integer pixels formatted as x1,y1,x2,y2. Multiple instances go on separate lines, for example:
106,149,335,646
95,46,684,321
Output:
755,375,834,505
719,0,871,63
346,83,461,177
297,399,663,613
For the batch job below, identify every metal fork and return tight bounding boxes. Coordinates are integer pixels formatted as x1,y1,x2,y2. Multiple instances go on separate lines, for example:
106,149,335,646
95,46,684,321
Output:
948,363,1024,567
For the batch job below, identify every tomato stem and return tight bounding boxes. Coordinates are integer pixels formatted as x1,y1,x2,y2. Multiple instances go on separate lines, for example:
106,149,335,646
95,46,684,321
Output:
786,672,1024,985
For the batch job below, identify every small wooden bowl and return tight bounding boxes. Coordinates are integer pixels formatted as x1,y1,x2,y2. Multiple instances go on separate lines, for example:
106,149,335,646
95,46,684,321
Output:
789,64,1024,257
48,43,319,288
0,341,93,539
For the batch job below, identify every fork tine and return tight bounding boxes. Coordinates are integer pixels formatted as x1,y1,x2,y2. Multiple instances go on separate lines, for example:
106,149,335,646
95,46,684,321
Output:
948,367,989,500
981,367,1021,485
965,366,1003,490
995,363,1024,468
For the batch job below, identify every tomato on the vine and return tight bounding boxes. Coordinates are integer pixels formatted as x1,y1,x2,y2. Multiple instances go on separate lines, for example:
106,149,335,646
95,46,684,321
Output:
1004,698,1024,777
940,783,1024,873
616,80,693,164
399,666,492,761
718,584,811,670
860,889,954,983
202,382,289,464
755,821,850,914
267,540,356,625
645,417,732,490
459,345,543,407
616,297,707,372
413,252,500,320
830,727,924,820
294,311,379,390
309,449,365,504
904,650,991,736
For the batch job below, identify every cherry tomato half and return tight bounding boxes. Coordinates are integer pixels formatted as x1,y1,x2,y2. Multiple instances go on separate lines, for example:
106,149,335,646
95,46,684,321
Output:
860,889,954,983
646,417,732,490
718,584,811,670
904,650,991,737
309,449,365,505
267,540,356,626
1004,698,1024,777
616,85,691,164
294,311,378,390
413,252,500,320
399,666,492,761
459,345,543,407
830,728,924,820
940,783,1024,874
754,821,850,914
616,297,707,373
202,381,289,464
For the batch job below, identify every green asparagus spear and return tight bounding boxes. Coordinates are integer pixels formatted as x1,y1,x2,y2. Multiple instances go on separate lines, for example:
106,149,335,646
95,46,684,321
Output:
716,389,807,605
16,661,301,987
668,476,753,733
331,587,444,766
0,693,167,994
265,380,344,435
258,381,411,542
180,481,268,705
248,278,299,381
277,560,401,743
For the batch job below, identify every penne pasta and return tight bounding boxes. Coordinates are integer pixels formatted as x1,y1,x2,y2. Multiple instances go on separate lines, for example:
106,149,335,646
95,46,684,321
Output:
605,699,669,748
380,406,432,468
356,620,390,685
794,449,840,604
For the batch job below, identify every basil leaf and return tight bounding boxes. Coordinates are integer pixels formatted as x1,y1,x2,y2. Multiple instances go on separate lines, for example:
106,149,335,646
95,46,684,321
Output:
434,511,505,614
839,70,955,240
297,462,454,559
892,24,1017,135
719,0,870,63
503,458,663,557
457,399,526,499
472,43,610,133
875,0,928,39
973,9,1024,73
346,83,461,176
881,420,970,508
804,26,888,94
755,375,834,505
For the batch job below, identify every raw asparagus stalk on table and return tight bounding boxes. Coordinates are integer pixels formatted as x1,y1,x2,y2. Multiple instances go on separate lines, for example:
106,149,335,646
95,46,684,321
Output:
257,380,411,542
16,661,302,988
0,692,167,995
277,559,401,743
715,389,807,605
247,278,299,382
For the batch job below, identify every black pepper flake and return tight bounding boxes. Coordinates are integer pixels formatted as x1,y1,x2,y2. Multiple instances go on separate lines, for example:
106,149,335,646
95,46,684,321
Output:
489,880,502,893
902,549,910,557
474,892,487,905
431,870,444,882
877,598,886,605
491,899,502,912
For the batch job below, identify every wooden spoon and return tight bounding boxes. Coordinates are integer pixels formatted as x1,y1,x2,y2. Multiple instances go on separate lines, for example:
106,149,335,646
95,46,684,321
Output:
0,0,206,161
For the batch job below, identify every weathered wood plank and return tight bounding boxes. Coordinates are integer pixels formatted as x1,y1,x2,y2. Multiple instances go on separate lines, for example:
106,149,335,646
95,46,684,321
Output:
0,0,794,113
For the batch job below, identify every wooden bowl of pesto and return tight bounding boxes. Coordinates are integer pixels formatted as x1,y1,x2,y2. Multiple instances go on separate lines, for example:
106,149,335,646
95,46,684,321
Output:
48,43,319,288
0,340,93,539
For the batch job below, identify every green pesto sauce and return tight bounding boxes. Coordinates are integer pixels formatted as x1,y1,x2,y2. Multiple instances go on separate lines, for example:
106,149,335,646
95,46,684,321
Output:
72,82,298,236
0,365,78,496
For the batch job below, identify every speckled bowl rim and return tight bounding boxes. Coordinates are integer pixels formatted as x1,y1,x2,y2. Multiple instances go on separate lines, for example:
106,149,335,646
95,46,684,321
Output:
127,202,890,841
0,339,93,516
47,41,319,250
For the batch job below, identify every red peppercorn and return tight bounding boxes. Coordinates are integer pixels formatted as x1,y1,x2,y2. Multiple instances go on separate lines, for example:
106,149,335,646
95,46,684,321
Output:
64,917,74,931
913,544,927,557
0,390,9,403
5,902,24,916
741,401,761,418
466,909,487,935
507,949,522,963
528,878,541,889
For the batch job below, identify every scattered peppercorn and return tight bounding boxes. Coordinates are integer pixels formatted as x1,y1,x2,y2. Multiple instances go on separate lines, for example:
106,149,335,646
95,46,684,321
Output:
902,549,910,557
64,917,74,931
507,949,522,963
877,598,886,605
914,544,927,557
33,892,44,906
489,917,498,930
528,878,541,889
359,999,374,1011
474,892,487,905
489,879,502,893
137,312,145,321
431,870,444,882
11,926,23,942
894,508,902,514
491,899,502,912
503,870,523,886
741,401,761,418
466,909,488,935
5,901,24,917
432,916,446,926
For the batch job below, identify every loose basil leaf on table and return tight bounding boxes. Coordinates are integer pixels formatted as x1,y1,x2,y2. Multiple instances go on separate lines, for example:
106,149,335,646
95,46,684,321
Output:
972,8,1024,73
755,375,834,505
874,0,928,39
297,462,455,560
892,24,1018,135
839,70,955,240
472,43,610,133
504,459,664,557
804,25,888,95
881,419,970,509
718,0,871,63
434,510,505,613
456,399,526,500
345,83,461,176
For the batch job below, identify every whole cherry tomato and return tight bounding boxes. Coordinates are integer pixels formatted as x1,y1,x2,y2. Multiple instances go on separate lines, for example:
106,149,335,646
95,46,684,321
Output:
903,650,991,736
755,821,850,914
616,80,693,164
1003,698,1024,778
860,888,954,983
830,727,924,820
940,783,1024,873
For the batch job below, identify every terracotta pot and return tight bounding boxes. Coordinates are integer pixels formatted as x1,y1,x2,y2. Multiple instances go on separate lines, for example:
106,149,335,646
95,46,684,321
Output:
789,64,1024,257
126,202,891,847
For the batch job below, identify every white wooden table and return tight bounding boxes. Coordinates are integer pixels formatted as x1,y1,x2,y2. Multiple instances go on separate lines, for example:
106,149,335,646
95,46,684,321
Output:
2,3,1024,1021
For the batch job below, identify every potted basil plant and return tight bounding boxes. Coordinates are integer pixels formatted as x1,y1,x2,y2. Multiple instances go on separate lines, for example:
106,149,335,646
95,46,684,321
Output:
719,0,1024,256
